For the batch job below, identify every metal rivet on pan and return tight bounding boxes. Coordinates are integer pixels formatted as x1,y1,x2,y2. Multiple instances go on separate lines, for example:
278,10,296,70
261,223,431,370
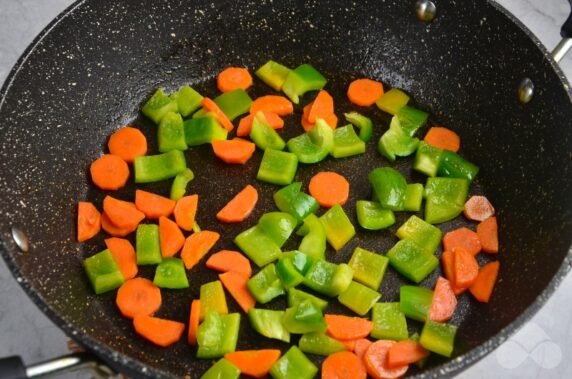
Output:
518,78,534,104
415,0,436,22
11,227,29,252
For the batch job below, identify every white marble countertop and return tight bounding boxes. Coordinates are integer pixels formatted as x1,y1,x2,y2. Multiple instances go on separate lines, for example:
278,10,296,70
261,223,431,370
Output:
1,1,571,378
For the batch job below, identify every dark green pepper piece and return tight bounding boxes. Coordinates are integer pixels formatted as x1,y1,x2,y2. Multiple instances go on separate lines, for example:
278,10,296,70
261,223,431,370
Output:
282,300,327,334
136,224,161,265
153,257,189,289
396,105,428,136
368,167,408,211
356,200,396,230
184,115,228,146
387,240,439,283
276,257,304,289
400,285,434,322
158,112,187,152
273,182,319,224
282,250,314,275
299,332,346,356
270,346,317,379
141,88,178,124
331,124,366,158
83,249,124,294
344,111,373,142
286,119,334,163
247,264,285,303
282,64,327,104
258,212,297,247
257,148,298,186
234,225,281,267
437,150,479,182
378,116,419,162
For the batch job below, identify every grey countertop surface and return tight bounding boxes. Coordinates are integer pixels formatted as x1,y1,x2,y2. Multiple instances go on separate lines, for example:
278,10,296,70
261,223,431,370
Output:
1,1,571,378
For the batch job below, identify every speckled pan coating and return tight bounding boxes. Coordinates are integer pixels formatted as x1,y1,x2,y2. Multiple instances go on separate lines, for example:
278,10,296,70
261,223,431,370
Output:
1,0,572,378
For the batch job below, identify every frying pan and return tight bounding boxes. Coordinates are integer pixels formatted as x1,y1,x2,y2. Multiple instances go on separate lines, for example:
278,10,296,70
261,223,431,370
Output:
1,0,572,378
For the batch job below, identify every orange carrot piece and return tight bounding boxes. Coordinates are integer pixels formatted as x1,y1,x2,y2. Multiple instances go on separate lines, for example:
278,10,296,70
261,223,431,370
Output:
354,339,373,359
464,195,495,222
206,250,252,277
135,189,176,219
429,277,457,322
180,230,220,270
325,314,374,340
133,316,185,347
158,216,185,258
250,95,293,116
187,299,201,345
477,217,499,253
107,126,147,163
174,194,198,232
443,227,481,256
424,127,461,152
103,196,145,230
217,67,253,93
469,261,500,303
105,237,138,280
301,102,315,132
338,338,357,351
441,250,466,296
77,202,101,242
100,212,137,237
219,271,256,313
347,78,384,107
386,340,430,368
364,340,408,379
212,138,256,164
323,113,339,130
116,278,161,319
236,111,284,136
224,350,281,378
309,171,350,208
202,97,234,131
453,247,479,289
216,185,258,223
322,351,367,379
308,90,334,123
90,154,129,191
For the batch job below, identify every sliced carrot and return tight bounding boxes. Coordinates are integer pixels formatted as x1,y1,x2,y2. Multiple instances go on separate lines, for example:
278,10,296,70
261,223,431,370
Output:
217,67,253,93
174,194,198,232
158,216,185,258
201,97,234,131
107,126,147,163
354,339,373,359
309,171,350,208
219,271,256,313
453,247,479,289
322,351,367,379
308,90,334,123
464,195,495,222
135,189,176,219
133,316,185,347
443,227,481,256
100,212,137,237
105,237,138,280
236,111,284,136
477,216,499,253
424,127,461,152
216,185,258,223
469,261,500,303
325,314,373,340
116,278,161,319
224,350,281,378
302,101,338,132
77,202,101,242
187,299,201,345
250,95,293,116
386,340,430,368
206,250,252,277
323,113,339,130
347,78,384,107
103,196,145,230
440,250,466,296
90,154,129,191
429,277,457,322
364,340,408,379
212,138,256,164
338,338,357,351
180,230,220,270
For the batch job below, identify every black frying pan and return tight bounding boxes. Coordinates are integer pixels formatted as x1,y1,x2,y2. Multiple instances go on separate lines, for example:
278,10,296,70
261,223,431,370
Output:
1,0,572,378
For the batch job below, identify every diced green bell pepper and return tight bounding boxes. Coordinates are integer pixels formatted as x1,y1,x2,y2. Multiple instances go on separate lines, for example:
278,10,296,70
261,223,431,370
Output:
258,212,297,248
170,168,194,201
371,302,408,341
248,308,290,342
437,150,479,182
170,85,203,117
200,358,240,379
396,105,428,136
251,112,286,151
424,177,469,224
396,215,442,255
414,141,443,177
304,261,353,297
287,288,328,311
287,119,334,163
136,224,161,265
256,60,292,91
200,281,228,317
213,89,252,121
134,150,187,183
282,300,327,334
387,240,439,283
356,200,396,230
419,320,457,357
257,148,298,185
83,249,124,294
338,281,381,316
297,214,326,261
299,332,346,356
273,182,319,224
197,312,241,359
378,116,419,162
331,124,366,158
153,257,189,289
142,88,178,124
270,346,317,379
348,247,389,290
282,64,327,104
234,225,281,267
404,183,424,212
376,88,410,115
282,251,314,276
184,115,228,146
344,112,373,142
247,264,285,303
368,167,408,211
192,220,201,233
320,204,356,251
158,112,187,152
400,285,434,322
276,257,305,289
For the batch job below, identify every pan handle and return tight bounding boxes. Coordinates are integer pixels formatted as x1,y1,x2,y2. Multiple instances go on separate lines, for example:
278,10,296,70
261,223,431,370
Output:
552,0,572,62
0,352,114,378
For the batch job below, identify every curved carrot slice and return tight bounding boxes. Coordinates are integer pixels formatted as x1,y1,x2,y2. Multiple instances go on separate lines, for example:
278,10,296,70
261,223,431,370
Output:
325,314,373,340
219,271,256,313
477,217,499,253
453,247,479,288
103,196,145,230
441,250,466,296
338,338,357,351
216,185,258,223
308,90,334,124
188,299,201,345
90,154,129,191
386,340,430,368
180,230,220,270
212,138,256,164
354,339,373,359
202,97,234,131
301,102,314,132
135,189,176,219
217,67,253,93
158,216,185,258
206,250,252,277
424,127,460,152
225,350,281,378
100,212,137,237
429,276,457,322
250,95,293,116
322,351,367,379
364,340,408,379
309,171,350,208
107,126,147,163
77,202,101,242
464,195,495,222
237,111,284,136
133,316,185,347
174,194,198,232
116,278,161,319
105,237,138,280
347,78,384,107
443,227,481,256
469,261,500,303
323,113,339,130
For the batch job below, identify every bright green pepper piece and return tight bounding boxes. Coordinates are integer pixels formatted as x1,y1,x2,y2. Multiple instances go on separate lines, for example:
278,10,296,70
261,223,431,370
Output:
419,320,457,357
414,141,444,177
247,264,285,303
200,281,228,316
378,116,419,162
404,183,424,212
396,215,442,255
248,308,290,342
257,148,298,185
256,60,292,91
234,226,281,267
355,200,396,230
287,288,328,311
338,281,381,316
371,303,408,340
219,313,240,354
303,261,353,297
396,105,428,136
299,332,346,356
400,285,434,322
387,240,439,283
251,112,286,151
136,224,161,265
273,182,319,224
192,220,201,233
158,112,187,152
213,89,253,121
258,212,297,247
282,64,327,104
320,204,356,251
170,168,194,201
437,150,479,182
376,88,410,115
197,312,241,359
184,115,228,146
170,85,203,117
134,150,187,183
276,257,305,289
282,251,314,275
141,88,178,124
297,214,326,261
270,346,317,379
83,249,124,294
344,112,373,142
424,177,469,224
348,247,389,290
286,119,334,163
153,257,189,289
368,167,408,211
282,300,327,334
331,124,366,158
200,358,240,379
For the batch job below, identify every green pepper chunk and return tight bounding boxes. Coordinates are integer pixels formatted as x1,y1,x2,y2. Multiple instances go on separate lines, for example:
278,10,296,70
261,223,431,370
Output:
282,64,327,104
331,124,366,158
200,358,240,379
376,88,410,115
356,200,396,230
83,249,124,294
320,204,356,251
404,183,424,212
234,225,281,267
134,150,187,183
213,89,253,121
276,257,305,289
297,214,327,261
287,119,334,163
371,303,408,340
273,182,319,223
348,247,389,290
368,167,408,211
420,320,457,357
424,177,469,224
282,300,327,334
303,261,353,297
270,346,317,379
282,251,314,275
192,221,201,233
387,240,439,283
251,112,286,151
184,115,228,146
258,212,297,248
299,332,346,356
396,215,442,255
437,150,479,182
158,112,187,153
257,148,298,185
153,257,189,289
200,281,228,316
141,88,178,124
287,288,328,311
378,116,420,162
414,141,443,177
338,281,381,316
170,85,203,117
396,105,429,136
197,312,241,359
136,224,161,265
247,264,285,303
344,112,373,142
170,168,194,201
248,308,290,342
256,60,292,91
400,285,434,322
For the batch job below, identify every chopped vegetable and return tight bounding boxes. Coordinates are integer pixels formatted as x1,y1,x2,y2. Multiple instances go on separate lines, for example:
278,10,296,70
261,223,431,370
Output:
90,154,129,191
217,67,253,93
283,300,327,334
320,204,356,251
115,278,161,319
250,112,286,151
158,216,185,258
135,224,161,265
413,141,443,177
443,227,481,255
344,111,373,142
440,250,466,296
200,358,240,379
135,190,176,219
256,148,298,185
477,216,499,253
103,196,145,231
105,238,137,280
107,126,147,163
288,288,328,311
180,230,220,270
371,303,408,341
134,150,187,183
84,249,125,294
158,112,187,152
197,312,240,358
234,226,281,267
376,88,410,115
237,111,284,137
78,202,101,242
184,115,228,146
249,308,291,342
170,85,203,117
276,256,305,289
332,124,366,158
429,276,457,322
255,60,292,91
424,126,460,152
216,185,258,223
419,320,457,357
396,105,428,136
273,182,319,223
322,351,367,379
170,168,194,201
133,316,184,347
211,138,256,164
201,89,253,121
250,95,294,116
464,195,495,222
325,314,373,340
355,200,395,230
299,332,346,356
173,194,198,231
368,167,408,211
404,183,424,212
202,97,234,131
308,171,349,208
224,350,281,379
141,88,178,124
396,215,442,255
303,260,353,297
101,212,137,237
270,346,318,379
338,281,381,316
206,250,252,277
258,212,297,247
153,257,189,289
424,177,469,224
200,281,228,319
388,239,438,283
386,340,430,368
469,261,500,303
247,264,285,303
287,118,334,163
347,78,384,107
354,338,373,359
219,271,256,313
348,247,389,290
188,299,201,345
282,64,327,104
282,251,314,276
364,340,409,379
378,116,419,162
438,150,479,182
308,90,334,123
400,285,434,322
453,247,479,288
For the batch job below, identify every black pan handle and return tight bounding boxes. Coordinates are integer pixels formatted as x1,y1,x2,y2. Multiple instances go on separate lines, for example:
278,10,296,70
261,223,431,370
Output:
0,353,113,378
0,356,26,379
553,0,572,62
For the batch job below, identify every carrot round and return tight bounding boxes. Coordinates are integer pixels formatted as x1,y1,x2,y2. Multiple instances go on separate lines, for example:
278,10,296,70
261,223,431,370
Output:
217,67,253,93
386,340,430,368
103,196,145,230
477,216,499,253
441,250,466,296
100,212,137,237
339,338,357,352
116,278,161,319
429,276,457,322
188,299,201,345
424,127,461,152
250,95,293,116
309,171,350,208
237,111,284,136
216,185,258,223
364,340,408,379
202,97,234,131
180,230,220,270
347,78,384,107
206,250,252,277
469,261,500,303
133,316,185,347
174,194,198,232
107,126,147,163
212,138,256,164
453,247,479,289
219,271,256,313
90,154,129,191
322,351,367,379
158,216,185,258
105,237,138,280
135,189,176,219
443,227,481,256
308,90,334,123
225,350,281,378
354,339,373,359
325,314,373,340
77,201,101,242
464,195,495,222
